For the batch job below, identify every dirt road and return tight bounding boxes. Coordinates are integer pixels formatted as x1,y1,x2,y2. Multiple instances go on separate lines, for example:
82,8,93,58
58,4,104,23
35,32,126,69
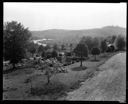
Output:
65,52,126,102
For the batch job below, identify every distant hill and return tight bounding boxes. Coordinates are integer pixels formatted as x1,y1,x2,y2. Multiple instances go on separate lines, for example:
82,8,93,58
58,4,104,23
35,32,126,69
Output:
31,26,126,44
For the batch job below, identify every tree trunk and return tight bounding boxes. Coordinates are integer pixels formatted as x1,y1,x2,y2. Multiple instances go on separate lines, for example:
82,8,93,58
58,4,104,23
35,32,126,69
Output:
80,56,82,67
30,81,33,94
95,55,96,61
47,73,50,85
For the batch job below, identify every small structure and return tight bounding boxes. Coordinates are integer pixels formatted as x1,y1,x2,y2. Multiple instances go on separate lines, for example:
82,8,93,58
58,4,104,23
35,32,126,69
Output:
106,42,115,52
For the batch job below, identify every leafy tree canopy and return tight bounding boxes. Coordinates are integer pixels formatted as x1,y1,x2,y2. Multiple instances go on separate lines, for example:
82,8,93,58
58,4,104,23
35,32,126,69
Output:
3,21,31,68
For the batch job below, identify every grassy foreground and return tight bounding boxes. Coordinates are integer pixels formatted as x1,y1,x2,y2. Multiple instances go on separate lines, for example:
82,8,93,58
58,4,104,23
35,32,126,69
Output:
3,52,120,100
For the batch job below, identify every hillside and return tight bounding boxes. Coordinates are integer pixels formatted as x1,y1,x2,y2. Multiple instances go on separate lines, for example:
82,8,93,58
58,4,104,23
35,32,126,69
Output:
31,26,126,44
66,52,126,102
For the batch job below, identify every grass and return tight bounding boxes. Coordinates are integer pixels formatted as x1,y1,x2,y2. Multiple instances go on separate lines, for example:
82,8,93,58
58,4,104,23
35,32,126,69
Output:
28,81,68,100
28,78,85,100
71,66,87,71
3,52,121,100
90,59,100,62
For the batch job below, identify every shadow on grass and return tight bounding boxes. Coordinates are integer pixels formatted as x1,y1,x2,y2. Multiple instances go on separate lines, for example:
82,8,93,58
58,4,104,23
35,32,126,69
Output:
30,81,67,95
28,79,84,100
90,59,100,62
71,66,87,71
3,68,18,74
100,54,109,58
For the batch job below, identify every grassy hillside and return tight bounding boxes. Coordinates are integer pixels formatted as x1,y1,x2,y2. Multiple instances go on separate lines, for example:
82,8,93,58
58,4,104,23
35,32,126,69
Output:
66,52,126,102
31,26,126,44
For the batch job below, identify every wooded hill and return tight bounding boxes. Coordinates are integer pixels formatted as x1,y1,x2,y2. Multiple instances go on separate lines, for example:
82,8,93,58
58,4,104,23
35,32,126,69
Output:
31,26,126,44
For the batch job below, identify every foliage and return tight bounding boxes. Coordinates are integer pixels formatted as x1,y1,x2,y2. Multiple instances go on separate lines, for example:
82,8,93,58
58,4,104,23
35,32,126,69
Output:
80,36,94,53
51,50,58,58
74,43,88,66
111,35,117,44
40,58,67,84
45,44,51,50
100,39,107,53
3,21,31,69
53,44,58,51
41,51,46,58
92,37,100,48
115,35,126,51
61,44,66,50
27,42,38,56
69,43,73,51
91,47,100,56
91,47,100,60
38,45,44,54
74,43,88,57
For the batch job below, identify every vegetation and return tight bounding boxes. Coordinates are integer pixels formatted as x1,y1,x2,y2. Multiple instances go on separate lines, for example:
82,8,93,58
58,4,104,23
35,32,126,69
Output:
3,21,126,100
93,37,100,48
61,44,66,51
80,36,94,53
115,35,126,51
41,51,46,58
38,45,44,55
100,39,107,53
53,44,58,51
91,47,101,61
27,42,38,57
74,43,88,67
31,26,126,45
3,21,31,69
51,50,58,58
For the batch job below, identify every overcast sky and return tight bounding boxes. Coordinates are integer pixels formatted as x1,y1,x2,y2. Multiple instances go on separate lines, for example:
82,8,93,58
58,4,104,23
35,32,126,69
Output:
4,3,126,31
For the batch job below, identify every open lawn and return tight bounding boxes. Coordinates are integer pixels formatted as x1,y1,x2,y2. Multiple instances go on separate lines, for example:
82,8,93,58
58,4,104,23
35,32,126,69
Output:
3,52,122,100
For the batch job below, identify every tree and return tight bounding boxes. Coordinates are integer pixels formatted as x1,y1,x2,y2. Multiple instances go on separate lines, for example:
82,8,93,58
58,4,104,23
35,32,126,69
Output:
41,51,46,58
40,58,67,85
111,35,117,44
91,47,100,61
38,45,44,55
115,35,126,51
27,42,37,57
92,37,100,48
80,36,93,53
51,50,58,58
61,44,66,51
3,21,31,69
74,43,88,67
69,43,73,51
100,39,107,53
45,44,50,50
53,43,58,51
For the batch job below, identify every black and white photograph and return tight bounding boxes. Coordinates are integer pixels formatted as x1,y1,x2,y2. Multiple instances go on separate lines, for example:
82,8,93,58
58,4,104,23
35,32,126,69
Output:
3,2,126,101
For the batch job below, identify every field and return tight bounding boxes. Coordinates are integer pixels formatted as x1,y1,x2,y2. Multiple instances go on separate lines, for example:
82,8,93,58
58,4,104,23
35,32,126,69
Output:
3,52,125,100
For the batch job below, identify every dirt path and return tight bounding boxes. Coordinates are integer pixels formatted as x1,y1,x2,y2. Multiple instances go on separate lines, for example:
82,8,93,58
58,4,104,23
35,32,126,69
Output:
65,52,126,102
